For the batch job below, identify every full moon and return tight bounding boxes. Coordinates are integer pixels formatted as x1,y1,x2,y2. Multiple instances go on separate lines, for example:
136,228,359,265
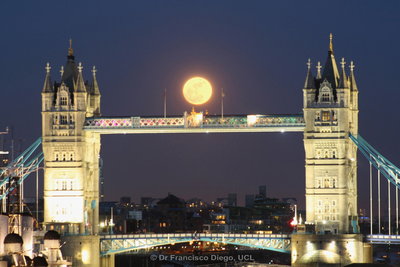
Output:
183,77,213,105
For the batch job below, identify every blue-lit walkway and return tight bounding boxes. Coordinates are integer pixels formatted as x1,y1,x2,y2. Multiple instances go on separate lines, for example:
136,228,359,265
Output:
100,233,291,255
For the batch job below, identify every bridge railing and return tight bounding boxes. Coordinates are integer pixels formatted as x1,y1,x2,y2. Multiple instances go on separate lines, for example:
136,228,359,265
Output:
100,233,291,255
100,233,291,240
84,114,305,130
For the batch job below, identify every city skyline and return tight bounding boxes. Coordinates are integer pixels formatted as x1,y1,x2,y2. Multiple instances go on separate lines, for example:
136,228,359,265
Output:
1,1,400,211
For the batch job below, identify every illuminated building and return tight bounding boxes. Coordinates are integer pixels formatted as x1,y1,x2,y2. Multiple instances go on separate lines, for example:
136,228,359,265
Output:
291,35,371,266
41,41,101,234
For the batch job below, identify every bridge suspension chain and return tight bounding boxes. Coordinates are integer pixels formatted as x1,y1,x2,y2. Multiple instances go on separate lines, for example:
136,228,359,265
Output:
0,138,43,213
350,134,400,236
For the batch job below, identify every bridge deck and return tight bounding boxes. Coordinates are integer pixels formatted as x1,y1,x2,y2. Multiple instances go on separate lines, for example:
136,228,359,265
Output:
84,114,305,134
100,233,291,255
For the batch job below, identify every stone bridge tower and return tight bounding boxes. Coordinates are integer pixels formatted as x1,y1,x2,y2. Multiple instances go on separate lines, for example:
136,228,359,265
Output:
291,35,371,266
302,34,359,235
41,41,101,236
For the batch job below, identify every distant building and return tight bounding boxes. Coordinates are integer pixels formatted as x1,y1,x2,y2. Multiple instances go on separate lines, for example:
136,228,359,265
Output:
259,185,267,198
245,194,255,208
227,193,237,206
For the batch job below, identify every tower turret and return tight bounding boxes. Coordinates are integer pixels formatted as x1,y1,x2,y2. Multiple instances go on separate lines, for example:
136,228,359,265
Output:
42,63,54,112
86,66,101,117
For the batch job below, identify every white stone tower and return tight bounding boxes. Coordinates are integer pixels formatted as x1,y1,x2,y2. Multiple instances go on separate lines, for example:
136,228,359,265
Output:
303,34,359,234
41,41,101,235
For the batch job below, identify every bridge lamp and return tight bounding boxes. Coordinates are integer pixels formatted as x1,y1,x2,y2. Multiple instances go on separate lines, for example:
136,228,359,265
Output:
183,77,213,105
247,115,258,126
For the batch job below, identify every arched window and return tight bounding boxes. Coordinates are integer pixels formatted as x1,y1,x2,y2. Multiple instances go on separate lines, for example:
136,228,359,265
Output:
60,96,67,105
322,93,330,102
60,115,68,125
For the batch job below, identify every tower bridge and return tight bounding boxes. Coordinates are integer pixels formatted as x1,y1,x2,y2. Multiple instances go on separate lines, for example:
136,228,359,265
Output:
24,34,399,266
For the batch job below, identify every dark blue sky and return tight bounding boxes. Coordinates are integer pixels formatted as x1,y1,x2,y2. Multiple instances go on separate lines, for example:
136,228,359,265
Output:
1,1,399,208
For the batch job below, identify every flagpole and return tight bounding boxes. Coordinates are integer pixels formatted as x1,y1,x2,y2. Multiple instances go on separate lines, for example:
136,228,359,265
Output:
221,88,224,119
164,88,167,118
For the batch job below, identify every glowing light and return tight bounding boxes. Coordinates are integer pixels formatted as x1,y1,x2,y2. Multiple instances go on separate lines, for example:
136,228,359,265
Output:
81,248,90,264
45,196,84,223
183,77,212,105
328,241,336,251
247,115,258,126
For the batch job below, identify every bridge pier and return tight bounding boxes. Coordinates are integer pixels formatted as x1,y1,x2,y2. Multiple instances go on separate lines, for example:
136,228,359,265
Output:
100,254,115,267
291,233,372,266
61,235,101,267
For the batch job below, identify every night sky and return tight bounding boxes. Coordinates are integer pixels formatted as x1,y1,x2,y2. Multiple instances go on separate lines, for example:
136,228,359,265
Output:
1,1,399,210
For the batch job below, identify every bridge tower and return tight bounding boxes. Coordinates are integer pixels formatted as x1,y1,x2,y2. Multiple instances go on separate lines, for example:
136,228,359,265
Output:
291,35,371,266
303,34,359,234
41,42,102,265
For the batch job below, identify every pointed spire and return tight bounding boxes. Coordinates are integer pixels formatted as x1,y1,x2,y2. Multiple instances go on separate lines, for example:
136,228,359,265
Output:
349,61,358,91
321,34,340,88
42,63,53,92
62,39,78,90
60,66,64,78
68,38,74,57
75,62,86,92
304,58,316,89
338,57,348,88
91,66,101,95
316,61,322,79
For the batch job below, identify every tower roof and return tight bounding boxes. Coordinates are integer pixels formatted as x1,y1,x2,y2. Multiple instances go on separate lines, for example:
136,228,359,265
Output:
75,62,87,92
338,58,348,88
304,59,316,89
61,39,79,91
90,66,101,95
349,61,358,91
42,63,53,93
321,33,340,88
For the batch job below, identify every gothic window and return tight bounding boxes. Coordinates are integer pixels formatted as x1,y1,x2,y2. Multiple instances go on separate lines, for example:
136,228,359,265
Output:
316,178,321,188
69,153,74,161
332,178,337,188
60,115,68,125
324,202,330,212
321,111,331,121
322,93,330,102
62,153,66,161
332,150,336,158
55,153,59,161
60,96,67,106
315,112,320,121
324,178,330,188
61,181,67,190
